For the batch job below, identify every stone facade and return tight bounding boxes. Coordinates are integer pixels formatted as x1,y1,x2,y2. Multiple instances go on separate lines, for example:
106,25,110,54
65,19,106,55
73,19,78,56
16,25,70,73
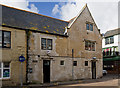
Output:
0,4,102,86
28,6,102,83
0,27,26,86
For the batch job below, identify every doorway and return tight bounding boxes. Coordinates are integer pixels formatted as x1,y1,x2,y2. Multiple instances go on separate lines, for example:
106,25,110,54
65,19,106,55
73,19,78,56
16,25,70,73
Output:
43,60,50,83
91,61,96,79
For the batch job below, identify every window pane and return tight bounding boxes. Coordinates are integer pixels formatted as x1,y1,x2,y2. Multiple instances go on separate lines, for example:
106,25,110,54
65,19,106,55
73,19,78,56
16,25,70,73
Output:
0,62,1,68
85,41,88,50
47,39,52,50
110,36,114,44
41,38,46,49
105,38,109,45
90,24,93,31
73,61,77,66
0,69,1,78
0,31,2,47
92,42,95,51
60,61,64,65
86,24,89,30
3,32,11,48
85,61,88,66
3,62,10,68
88,42,91,51
3,69,10,77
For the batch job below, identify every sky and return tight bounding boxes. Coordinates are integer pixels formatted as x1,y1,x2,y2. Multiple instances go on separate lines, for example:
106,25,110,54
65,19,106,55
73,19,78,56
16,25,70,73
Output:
0,0,119,33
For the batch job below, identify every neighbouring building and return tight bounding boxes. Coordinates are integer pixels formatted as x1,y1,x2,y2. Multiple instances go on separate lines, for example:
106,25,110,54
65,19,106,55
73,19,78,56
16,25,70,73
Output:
0,4,102,86
0,5,27,86
102,28,120,74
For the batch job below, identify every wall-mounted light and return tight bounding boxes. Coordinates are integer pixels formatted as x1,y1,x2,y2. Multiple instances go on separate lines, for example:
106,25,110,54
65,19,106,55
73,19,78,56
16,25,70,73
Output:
93,57,96,59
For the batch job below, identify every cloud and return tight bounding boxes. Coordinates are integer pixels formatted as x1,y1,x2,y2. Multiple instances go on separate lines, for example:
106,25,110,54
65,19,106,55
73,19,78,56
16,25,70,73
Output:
52,1,86,21
52,1,118,33
0,0,39,13
88,2,118,33
52,4,59,15
29,4,39,13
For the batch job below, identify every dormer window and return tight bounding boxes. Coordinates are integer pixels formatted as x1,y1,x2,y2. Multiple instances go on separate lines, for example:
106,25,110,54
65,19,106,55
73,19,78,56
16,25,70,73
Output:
86,22,93,31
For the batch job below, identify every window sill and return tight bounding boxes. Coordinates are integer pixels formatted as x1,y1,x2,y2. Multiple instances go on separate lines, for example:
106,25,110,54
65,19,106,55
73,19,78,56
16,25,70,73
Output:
41,49,52,50
87,30,93,32
105,43,114,45
0,48,11,50
0,78,11,81
85,50,95,52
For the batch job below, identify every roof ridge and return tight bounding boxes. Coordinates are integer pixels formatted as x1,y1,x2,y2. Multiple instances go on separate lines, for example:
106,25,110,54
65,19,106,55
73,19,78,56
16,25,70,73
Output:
106,28,120,32
0,4,69,23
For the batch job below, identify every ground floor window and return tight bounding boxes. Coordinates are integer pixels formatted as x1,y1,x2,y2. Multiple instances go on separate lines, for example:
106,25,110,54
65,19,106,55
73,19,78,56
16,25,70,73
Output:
60,60,64,65
73,61,77,66
0,62,10,79
85,61,88,66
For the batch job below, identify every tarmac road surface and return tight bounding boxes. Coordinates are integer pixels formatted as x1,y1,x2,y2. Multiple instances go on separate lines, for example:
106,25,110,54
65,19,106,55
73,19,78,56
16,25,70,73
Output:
49,74,120,88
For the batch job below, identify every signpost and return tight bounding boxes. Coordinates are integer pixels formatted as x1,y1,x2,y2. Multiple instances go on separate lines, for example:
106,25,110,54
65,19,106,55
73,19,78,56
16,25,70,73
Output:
19,55,25,86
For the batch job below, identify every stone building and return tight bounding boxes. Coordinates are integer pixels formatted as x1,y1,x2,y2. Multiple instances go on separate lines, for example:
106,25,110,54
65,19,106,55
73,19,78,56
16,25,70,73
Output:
27,4,102,83
0,4,102,86
0,5,27,86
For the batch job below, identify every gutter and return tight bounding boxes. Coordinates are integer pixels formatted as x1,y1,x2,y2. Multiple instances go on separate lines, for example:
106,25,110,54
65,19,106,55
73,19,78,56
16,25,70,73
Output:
2,25,68,37
25,30,29,84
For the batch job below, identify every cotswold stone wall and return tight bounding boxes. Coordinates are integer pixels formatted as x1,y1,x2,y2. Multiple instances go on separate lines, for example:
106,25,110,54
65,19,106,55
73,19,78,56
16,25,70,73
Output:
28,6,102,83
1,27,26,86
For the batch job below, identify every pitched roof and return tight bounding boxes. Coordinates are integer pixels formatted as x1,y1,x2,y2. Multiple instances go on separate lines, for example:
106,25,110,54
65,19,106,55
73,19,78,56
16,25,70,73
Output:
67,4,100,34
1,4,69,36
104,28,120,37
67,4,87,28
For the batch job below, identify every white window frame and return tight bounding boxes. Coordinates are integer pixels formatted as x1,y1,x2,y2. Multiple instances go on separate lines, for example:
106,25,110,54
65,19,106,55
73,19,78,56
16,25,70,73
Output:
0,62,10,79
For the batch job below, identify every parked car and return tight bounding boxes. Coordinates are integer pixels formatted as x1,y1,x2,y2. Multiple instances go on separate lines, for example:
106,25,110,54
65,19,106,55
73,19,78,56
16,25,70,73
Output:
103,70,107,75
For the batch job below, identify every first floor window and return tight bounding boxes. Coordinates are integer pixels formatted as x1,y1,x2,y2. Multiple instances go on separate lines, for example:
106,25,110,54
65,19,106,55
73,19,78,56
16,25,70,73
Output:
0,62,10,79
105,36,114,45
41,38,52,50
85,41,95,51
0,30,11,48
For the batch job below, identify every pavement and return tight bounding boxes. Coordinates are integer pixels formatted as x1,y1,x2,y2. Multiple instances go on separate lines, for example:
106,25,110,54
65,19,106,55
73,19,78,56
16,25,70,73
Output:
1,74,120,88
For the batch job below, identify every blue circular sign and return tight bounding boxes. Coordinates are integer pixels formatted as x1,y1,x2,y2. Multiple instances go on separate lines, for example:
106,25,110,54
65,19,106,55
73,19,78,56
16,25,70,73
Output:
19,55,25,62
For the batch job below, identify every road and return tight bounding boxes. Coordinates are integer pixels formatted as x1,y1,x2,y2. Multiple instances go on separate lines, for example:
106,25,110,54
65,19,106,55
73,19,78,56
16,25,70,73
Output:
49,74,120,88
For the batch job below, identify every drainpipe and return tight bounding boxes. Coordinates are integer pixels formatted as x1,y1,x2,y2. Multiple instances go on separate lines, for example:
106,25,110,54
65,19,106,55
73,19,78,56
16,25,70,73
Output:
26,30,29,84
72,49,74,80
